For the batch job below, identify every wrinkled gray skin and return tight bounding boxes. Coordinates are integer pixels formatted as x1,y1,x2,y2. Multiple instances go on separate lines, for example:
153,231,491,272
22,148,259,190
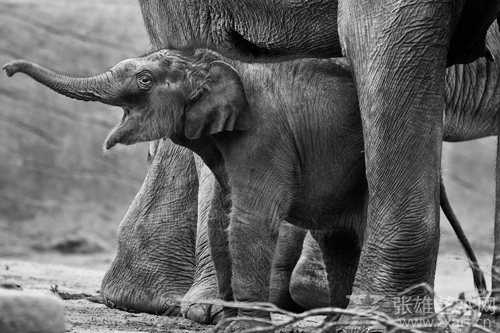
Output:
4,20,500,329
137,0,340,59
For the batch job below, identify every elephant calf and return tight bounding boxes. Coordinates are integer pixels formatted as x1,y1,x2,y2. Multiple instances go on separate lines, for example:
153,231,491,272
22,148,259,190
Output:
2,50,486,332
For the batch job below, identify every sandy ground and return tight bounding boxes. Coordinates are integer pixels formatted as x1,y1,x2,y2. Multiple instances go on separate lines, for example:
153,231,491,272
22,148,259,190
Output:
0,251,492,333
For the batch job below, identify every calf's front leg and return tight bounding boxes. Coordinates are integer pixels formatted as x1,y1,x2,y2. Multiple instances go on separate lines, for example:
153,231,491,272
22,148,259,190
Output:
207,180,237,324
223,172,291,332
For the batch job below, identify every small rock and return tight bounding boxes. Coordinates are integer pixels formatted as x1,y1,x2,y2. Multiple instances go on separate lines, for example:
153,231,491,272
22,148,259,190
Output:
0,289,65,333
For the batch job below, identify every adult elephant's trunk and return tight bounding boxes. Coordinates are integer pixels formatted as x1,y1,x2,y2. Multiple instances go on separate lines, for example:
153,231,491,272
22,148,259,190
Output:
2,60,121,106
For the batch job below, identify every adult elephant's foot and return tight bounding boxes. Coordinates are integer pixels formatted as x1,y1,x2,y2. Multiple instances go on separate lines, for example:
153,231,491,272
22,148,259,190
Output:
100,209,197,315
101,141,199,315
290,232,329,309
101,254,188,315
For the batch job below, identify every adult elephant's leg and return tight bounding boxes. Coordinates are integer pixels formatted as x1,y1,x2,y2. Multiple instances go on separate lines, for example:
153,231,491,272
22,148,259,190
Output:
101,139,198,315
181,155,222,324
269,221,307,312
337,0,452,324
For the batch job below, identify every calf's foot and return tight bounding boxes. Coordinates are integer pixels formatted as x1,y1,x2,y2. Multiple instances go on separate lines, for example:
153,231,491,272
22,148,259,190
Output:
180,269,222,324
222,319,274,333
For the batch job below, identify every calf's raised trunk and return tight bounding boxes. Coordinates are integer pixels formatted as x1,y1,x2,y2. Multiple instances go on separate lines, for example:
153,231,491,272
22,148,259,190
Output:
3,60,120,105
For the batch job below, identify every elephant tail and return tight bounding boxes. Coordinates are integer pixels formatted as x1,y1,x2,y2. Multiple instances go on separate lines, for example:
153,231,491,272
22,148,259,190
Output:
440,178,488,298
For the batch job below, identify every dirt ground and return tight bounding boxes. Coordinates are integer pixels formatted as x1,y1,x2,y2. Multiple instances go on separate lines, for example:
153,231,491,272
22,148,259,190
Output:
0,255,327,333
0,250,492,333
1,257,217,333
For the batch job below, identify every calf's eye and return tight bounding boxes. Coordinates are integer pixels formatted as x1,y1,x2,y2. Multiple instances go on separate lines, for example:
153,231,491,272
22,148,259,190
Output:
137,75,154,90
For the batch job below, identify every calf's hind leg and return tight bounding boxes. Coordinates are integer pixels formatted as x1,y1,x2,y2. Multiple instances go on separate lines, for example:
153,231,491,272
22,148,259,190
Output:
309,192,367,322
310,228,362,314
270,221,307,313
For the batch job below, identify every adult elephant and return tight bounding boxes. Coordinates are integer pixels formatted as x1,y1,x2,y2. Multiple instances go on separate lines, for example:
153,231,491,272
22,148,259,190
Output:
336,2,499,330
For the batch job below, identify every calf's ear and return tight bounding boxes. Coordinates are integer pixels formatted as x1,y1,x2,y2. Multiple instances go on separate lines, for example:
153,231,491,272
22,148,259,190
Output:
184,61,252,139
